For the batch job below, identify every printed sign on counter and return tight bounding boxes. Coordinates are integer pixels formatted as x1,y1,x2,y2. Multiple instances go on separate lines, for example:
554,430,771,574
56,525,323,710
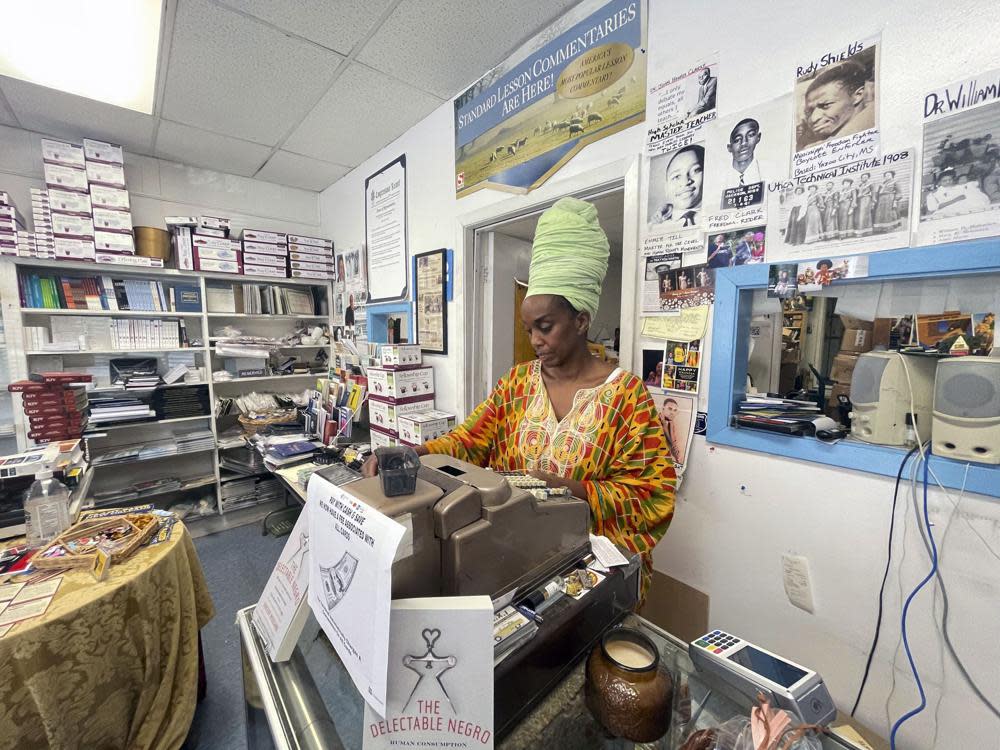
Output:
308,475,406,716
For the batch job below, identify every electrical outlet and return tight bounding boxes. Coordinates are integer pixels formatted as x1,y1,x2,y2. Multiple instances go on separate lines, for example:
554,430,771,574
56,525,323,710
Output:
781,554,815,613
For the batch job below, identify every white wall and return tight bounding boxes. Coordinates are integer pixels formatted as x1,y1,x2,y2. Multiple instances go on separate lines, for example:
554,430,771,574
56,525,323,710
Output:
0,125,321,235
591,241,622,346
318,1,1000,746
487,232,532,387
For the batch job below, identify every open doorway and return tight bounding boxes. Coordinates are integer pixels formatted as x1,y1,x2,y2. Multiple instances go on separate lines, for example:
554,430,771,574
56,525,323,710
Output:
471,190,625,403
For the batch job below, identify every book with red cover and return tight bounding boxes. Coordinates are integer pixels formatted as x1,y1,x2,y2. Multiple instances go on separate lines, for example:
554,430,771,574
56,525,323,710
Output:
8,381,61,393
27,372,93,384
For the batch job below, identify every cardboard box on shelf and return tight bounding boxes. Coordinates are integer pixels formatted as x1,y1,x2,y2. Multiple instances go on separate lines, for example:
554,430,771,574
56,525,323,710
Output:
242,251,287,267
41,138,85,167
829,352,861,386
368,396,434,434
92,207,133,234
44,162,88,192
47,189,92,216
83,138,124,165
397,410,457,445
838,316,874,354
89,184,131,210
286,234,332,249
369,427,400,450
380,344,422,368
94,252,164,268
85,160,126,188
194,244,241,262
94,230,134,253
242,240,288,256
242,264,288,278
194,257,242,274
367,367,434,401
241,229,287,245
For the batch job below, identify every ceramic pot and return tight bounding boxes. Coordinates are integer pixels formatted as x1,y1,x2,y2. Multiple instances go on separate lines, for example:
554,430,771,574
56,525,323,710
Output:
585,627,673,742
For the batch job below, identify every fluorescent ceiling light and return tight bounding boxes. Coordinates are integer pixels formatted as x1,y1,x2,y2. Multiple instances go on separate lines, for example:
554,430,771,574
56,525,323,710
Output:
0,0,162,114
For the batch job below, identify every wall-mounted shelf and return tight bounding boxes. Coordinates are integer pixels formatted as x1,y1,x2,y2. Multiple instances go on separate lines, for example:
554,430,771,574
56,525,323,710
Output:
205,313,327,320
27,347,201,355
211,372,320,385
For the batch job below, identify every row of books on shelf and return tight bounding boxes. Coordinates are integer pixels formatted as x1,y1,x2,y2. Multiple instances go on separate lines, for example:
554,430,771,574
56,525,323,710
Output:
108,319,192,350
19,272,202,312
205,283,318,315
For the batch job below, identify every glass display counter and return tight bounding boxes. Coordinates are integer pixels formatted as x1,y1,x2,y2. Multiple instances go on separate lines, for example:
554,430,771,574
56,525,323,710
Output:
237,605,873,750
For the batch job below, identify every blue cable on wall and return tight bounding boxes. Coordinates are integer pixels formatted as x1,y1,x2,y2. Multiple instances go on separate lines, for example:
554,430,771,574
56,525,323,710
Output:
889,457,939,749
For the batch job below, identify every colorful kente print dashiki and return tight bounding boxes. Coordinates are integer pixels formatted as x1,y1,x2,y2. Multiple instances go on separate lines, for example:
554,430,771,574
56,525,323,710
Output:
424,360,676,597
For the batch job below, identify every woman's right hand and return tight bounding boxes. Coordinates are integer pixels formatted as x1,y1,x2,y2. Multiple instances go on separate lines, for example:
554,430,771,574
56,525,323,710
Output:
362,454,379,477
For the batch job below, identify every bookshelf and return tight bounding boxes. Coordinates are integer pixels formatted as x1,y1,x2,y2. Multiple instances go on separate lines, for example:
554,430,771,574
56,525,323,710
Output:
0,257,335,518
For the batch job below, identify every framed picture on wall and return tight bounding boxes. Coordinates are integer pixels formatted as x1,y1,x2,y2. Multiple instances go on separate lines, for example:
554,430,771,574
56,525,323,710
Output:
413,248,448,355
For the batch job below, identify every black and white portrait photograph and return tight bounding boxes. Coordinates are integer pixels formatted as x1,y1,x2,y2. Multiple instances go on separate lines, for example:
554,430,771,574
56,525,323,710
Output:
795,42,878,152
646,143,705,231
645,59,718,155
703,96,791,231
792,36,880,175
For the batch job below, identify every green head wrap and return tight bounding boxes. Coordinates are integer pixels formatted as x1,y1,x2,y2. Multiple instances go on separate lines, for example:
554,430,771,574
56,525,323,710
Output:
526,197,609,318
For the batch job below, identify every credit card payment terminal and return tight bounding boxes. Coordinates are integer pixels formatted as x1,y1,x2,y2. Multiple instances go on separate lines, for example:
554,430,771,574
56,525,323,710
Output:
689,630,837,725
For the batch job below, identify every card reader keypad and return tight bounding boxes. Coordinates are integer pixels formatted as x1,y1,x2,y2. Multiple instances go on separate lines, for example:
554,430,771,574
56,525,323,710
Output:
694,630,742,655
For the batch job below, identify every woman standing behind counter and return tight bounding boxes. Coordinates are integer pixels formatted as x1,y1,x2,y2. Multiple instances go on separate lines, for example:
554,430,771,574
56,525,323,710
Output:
364,198,677,598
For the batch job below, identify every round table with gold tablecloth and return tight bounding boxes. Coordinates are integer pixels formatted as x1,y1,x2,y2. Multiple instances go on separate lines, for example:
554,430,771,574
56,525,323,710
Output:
0,522,214,750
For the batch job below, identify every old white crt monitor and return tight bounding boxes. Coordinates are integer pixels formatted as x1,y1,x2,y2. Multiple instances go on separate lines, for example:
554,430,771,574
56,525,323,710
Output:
849,351,937,446
932,355,1000,465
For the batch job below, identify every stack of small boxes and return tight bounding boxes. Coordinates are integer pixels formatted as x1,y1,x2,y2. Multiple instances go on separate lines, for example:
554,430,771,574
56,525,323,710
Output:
0,191,26,257
287,234,335,279
8,373,92,445
86,138,138,265
367,344,454,449
27,188,54,258
192,216,241,274
240,228,288,278
41,138,94,262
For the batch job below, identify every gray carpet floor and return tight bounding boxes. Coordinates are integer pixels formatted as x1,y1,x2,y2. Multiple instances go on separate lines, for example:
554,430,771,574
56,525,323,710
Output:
186,521,287,750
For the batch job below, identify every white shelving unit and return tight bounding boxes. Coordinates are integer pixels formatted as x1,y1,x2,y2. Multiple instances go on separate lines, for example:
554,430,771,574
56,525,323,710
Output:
2,257,335,518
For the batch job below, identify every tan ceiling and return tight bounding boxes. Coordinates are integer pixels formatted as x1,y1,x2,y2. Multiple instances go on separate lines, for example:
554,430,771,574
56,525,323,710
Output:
0,0,579,192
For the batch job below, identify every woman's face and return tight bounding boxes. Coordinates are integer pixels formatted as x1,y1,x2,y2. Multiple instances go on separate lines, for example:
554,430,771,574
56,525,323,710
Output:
665,150,703,210
520,294,588,367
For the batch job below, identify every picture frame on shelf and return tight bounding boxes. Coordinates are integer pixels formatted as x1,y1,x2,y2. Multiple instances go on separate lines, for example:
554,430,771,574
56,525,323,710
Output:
413,248,448,355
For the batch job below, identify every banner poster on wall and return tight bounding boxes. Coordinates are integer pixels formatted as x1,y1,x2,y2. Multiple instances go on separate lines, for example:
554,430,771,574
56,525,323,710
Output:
702,96,792,233
915,67,1000,245
644,56,719,156
649,389,696,475
791,34,881,178
453,0,646,197
765,148,914,263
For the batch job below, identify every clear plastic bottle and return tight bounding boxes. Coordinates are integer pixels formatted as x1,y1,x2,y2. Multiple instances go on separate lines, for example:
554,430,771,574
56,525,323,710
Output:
24,469,72,547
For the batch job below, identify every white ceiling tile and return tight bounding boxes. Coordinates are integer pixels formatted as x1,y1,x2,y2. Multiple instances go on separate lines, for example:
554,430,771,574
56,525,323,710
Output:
155,120,272,176
216,0,393,55
357,0,579,98
284,63,442,166
255,150,351,191
161,0,344,145
0,77,156,154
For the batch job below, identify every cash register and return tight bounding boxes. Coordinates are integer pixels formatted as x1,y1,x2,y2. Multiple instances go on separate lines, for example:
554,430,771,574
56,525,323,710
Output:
315,453,641,737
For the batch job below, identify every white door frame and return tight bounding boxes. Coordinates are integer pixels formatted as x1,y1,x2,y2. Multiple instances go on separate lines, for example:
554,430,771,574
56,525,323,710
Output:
452,156,642,414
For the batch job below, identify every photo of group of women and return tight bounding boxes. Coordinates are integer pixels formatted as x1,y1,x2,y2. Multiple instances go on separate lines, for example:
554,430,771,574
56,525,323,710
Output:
642,250,715,313
706,227,766,268
767,150,913,261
